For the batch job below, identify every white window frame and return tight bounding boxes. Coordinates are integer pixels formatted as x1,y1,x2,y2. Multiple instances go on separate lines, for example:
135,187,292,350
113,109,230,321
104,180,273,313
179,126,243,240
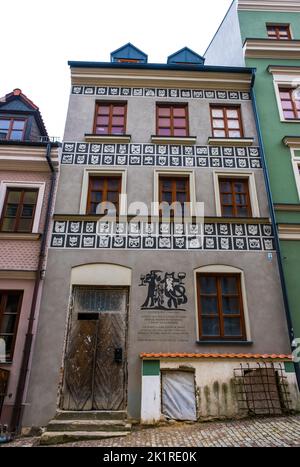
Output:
194,264,252,342
153,169,197,217
291,148,300,201
0,181,45,233
80,168,127,215
213,171,260,218
272,74,300,123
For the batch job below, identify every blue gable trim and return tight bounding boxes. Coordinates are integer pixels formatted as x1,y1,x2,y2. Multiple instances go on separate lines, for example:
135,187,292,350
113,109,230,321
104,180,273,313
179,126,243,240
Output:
167,47,205,65
111,43,148,63
0,99,32,112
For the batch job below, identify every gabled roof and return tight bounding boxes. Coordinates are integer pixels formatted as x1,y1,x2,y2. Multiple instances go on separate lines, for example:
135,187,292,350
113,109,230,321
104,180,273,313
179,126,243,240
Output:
167,47,205,65
0,88,48,137
110,43,148,63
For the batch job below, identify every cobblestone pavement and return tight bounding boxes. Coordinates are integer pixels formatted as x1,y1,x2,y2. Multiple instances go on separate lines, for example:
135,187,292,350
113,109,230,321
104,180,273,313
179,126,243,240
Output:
2,415,300,447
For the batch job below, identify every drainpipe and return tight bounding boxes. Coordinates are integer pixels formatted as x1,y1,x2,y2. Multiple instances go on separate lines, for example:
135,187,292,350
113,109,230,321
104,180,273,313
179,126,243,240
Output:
10,142,58,433
250,70,300,390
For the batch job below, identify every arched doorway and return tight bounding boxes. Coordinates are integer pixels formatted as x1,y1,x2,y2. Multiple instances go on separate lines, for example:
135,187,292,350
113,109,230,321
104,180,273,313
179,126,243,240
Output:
61,264,131,411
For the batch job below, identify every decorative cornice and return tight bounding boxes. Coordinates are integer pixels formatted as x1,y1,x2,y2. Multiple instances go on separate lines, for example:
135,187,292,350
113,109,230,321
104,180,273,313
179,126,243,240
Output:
283,136,300,148
84,134,131,143
0,145,60,172
208,137,254,147
0,233,41,241
275,203,300,212
244,39,300,59
278,223,300,239
238,0,300,13
0,270,37,280
268,65,300,75
70,68,253,92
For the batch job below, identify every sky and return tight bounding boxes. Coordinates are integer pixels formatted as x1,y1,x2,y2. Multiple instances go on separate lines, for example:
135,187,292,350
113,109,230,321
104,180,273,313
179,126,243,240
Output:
1,0,232,139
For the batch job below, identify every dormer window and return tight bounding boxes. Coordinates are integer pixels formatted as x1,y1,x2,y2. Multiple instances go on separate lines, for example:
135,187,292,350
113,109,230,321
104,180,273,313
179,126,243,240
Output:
0,118,26,141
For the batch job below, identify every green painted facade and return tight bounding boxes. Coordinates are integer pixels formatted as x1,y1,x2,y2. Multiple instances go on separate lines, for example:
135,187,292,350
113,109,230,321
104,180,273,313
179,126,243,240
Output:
238,7,300,348
238,11,300,41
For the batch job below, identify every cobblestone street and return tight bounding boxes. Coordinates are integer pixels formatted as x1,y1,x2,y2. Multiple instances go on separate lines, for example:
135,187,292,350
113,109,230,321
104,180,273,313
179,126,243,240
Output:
2,415,300,447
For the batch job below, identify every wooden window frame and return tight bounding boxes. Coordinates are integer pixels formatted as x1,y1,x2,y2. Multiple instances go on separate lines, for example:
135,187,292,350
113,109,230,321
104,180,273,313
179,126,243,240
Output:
0,290,23,361
0,117,27,141
156,103,189,137
267,24,292,40
86,175,122,215
197,273,246,341
279,87,300,120
158,175,190,217
0,187,38,233
219,177,252,218
210,105,243,138
93,102,127,136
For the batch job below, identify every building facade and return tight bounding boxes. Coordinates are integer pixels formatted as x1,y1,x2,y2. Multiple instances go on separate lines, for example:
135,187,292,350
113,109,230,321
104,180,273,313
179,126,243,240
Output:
0,89,60,432
205,0,300,388
23,44,299,441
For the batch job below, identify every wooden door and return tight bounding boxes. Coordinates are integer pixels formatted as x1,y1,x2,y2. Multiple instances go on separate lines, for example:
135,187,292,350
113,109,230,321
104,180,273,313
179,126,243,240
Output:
61,287,127,411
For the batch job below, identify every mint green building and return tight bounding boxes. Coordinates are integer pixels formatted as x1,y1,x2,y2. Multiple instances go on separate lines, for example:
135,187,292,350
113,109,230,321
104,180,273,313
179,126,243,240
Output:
206,0,300,384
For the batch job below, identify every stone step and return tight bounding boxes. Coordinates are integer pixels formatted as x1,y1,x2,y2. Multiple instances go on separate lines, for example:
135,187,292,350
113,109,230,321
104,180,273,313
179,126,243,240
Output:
47,419,131,432
54,410,127,421
40,430,130,446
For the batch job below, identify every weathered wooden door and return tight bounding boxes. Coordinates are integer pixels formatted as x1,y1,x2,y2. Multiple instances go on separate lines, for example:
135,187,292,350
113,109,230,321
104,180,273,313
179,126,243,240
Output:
61,287,127,411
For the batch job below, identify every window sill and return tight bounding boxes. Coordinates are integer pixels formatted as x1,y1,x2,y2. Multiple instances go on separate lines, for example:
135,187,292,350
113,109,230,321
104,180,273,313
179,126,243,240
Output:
84,134,131,143
151,135,197,145
208,137,254,147
0,232,40,241
281,120,300,124
197,340,253,345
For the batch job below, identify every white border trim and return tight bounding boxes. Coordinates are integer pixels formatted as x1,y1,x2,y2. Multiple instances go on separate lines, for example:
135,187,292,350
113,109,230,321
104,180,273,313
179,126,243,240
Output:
291,148,300,201
193,264,252,342
153,169,196,217
270,72,300,123
80,168,127,215
0,181,45,233
213,171,260,218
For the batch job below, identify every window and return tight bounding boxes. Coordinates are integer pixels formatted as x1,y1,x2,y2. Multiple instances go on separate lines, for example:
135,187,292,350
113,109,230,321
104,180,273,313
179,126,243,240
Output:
267,24,291,40
210,106,243,138
0,188,38,232
219,178,252,217
159,176,190,215
87,176,122,215
197,274,246,340
156,104,189,137
279,87,300,120
0,291,23,361
94,103,127,135
0,118,26,141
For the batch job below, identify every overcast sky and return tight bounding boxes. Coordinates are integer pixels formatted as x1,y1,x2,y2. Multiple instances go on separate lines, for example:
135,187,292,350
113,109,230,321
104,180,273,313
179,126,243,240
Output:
1,0,232,139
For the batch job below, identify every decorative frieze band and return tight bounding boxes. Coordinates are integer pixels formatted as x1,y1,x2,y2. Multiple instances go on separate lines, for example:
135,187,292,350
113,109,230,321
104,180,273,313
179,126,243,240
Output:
61,142,261,169
71,85,251,101
51,221,275,252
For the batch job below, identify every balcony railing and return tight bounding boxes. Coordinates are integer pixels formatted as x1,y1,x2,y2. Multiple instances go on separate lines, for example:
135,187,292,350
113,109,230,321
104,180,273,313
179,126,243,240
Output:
0,134,61,143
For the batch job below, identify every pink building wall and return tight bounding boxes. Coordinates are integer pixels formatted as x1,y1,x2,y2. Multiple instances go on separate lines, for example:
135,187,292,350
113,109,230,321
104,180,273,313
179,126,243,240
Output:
0,169,55,428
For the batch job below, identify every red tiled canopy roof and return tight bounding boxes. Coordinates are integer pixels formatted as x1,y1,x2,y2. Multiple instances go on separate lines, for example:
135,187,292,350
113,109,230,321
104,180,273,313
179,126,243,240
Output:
140,352,292,360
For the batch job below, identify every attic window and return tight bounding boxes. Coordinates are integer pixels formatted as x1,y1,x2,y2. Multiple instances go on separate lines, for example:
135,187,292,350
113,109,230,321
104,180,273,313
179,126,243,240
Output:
0,118,26,141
